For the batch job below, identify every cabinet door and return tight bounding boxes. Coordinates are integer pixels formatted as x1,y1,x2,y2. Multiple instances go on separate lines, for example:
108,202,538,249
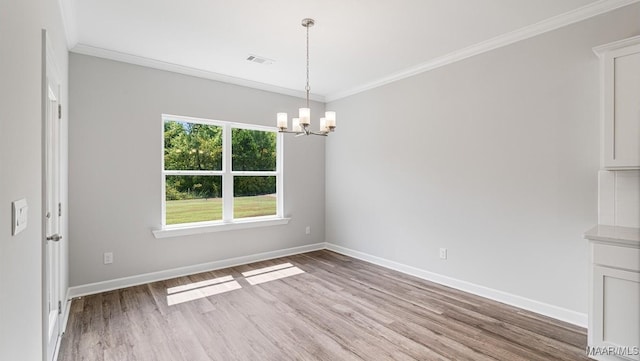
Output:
592,265,640,360
602,43,640,169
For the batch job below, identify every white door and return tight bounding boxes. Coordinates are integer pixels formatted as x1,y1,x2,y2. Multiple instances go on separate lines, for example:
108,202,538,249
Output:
43,30,62,361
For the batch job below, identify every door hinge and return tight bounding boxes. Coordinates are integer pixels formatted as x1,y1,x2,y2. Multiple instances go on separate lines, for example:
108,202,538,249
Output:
58,300,62,315
58,104,62,119
58,203,62,217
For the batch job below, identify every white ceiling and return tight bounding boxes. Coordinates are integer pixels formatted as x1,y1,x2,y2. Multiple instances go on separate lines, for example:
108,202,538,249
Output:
63,0,633,101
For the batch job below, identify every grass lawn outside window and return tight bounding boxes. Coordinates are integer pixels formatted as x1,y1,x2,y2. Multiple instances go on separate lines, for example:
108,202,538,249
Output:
165,195,277,225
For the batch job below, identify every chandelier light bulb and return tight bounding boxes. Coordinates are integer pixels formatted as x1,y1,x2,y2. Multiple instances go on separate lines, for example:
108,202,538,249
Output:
320,117,328,132
292,118,302,132
325,111,336,128
299,108,311,126
277,113,288,130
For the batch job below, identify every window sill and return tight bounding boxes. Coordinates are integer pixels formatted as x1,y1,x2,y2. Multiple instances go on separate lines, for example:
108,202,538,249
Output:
152,217,291,239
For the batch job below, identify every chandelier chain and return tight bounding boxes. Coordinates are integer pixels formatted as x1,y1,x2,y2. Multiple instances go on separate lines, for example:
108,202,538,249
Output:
305,22,310,108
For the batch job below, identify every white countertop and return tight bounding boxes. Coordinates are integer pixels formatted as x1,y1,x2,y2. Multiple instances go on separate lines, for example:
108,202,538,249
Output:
584,224,640,247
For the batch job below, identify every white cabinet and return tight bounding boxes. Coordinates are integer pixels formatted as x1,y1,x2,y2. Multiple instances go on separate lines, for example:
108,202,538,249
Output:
594,36,640,170
585,225,640,361
592,266,639,360
588,36,640,361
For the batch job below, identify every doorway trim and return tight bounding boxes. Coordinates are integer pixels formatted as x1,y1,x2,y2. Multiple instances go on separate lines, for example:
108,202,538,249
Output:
42,29,64,361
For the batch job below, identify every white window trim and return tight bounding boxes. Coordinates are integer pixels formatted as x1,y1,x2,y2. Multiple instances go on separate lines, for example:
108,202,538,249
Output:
153,114,286,238
152,217,290,238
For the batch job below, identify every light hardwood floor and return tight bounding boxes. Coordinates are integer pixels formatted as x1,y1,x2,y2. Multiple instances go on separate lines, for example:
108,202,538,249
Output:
59,250,590,361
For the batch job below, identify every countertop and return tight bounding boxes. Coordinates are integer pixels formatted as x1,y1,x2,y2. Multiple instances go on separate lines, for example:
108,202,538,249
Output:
584,224,640,247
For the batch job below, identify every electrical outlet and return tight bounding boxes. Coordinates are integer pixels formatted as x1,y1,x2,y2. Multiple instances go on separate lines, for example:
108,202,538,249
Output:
439,248,447,260
305,226,311,235
103,252,113,265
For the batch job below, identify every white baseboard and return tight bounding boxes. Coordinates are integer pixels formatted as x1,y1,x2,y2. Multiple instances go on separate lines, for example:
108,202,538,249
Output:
325,242,588,327
67,242,325,299
65,241,587,328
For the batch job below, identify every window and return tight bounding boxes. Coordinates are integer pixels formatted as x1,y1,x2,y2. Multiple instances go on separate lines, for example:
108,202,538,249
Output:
160,114,284,233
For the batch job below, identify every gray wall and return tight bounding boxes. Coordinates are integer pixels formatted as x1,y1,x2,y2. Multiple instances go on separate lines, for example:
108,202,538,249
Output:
69,54,325,286
326,4,640,315
0,0,69,360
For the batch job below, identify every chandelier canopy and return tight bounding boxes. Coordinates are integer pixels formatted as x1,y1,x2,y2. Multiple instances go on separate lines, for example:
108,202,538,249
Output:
277,18,336,136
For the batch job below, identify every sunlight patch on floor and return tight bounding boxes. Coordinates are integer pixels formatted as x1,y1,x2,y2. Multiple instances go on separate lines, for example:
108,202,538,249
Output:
244,265,305,286
167,275,234,294
166,263,306,305
241,262,295,277
167,279,241,305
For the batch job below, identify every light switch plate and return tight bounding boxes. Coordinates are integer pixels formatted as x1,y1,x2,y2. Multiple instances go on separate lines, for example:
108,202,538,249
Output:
12,198,28,236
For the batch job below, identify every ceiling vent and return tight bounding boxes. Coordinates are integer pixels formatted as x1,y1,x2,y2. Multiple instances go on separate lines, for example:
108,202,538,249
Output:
246,54,274,65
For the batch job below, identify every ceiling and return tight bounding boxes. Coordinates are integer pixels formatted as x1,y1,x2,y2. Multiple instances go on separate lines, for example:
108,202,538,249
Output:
62,0,631,101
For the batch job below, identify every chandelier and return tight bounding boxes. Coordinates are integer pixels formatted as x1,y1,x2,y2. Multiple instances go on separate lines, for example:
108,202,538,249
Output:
276,18,336,136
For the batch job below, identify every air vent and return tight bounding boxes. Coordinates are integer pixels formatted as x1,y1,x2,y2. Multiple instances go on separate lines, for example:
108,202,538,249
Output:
246,54,275,65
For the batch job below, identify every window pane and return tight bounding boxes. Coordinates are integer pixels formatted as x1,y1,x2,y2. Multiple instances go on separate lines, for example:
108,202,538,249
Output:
234,176,276,218
232,128,276,171
164,120,222,171
165,175,222,225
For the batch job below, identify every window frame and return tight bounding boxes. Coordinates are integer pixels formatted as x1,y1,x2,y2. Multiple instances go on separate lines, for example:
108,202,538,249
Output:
155,114,286,237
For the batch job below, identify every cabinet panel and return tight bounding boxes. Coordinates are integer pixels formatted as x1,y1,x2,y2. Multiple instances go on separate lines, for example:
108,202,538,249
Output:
612,52,640,168
596,37,640,170
593,243,640,271
615,171,640,228
593,265,640,361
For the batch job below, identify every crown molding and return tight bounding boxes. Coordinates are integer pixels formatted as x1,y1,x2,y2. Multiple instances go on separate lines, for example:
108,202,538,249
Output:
63,0,638,103
57,0,78,49
593,34,640,55
70,43,326,102
325,0,640,102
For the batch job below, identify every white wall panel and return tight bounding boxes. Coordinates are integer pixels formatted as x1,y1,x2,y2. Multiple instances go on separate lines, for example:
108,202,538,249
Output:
326,4,640,315
69,54,326,286
0,0,69,360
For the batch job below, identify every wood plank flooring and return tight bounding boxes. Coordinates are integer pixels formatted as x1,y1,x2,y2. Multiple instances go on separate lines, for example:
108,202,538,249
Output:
58,250,590,361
